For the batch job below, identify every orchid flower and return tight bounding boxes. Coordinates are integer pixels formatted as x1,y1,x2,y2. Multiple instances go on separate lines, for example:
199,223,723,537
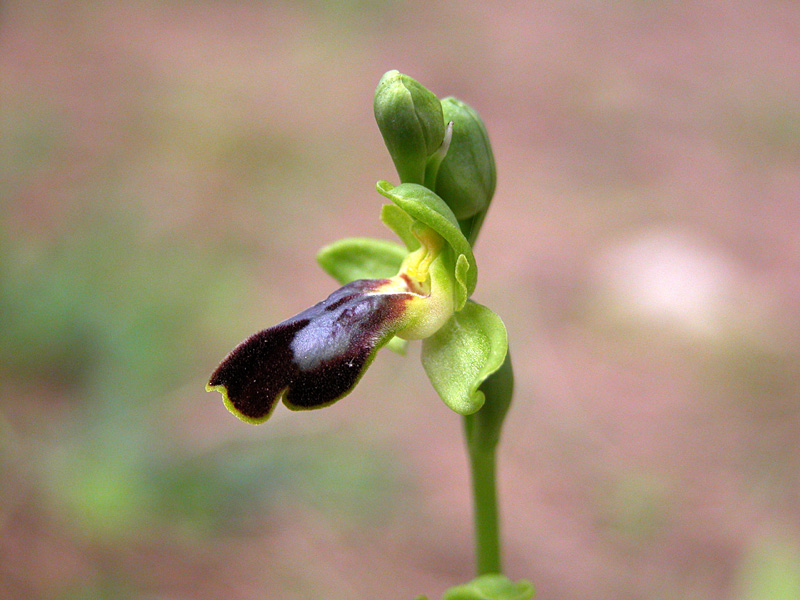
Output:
207,181,507,424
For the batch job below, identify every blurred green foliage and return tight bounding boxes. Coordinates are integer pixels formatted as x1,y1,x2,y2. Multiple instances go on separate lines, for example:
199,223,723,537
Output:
736,536,800,600
45,428,401,538
601,471,674,546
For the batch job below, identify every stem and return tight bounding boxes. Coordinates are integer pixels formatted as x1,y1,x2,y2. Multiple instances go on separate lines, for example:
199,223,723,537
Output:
466,433,501,574
463,352,514,576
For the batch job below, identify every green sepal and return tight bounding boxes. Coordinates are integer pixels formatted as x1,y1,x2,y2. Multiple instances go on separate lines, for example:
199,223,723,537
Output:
442,574,535,600
434,97,497,220
376,181,477,298
317,237,407,283
421,301,508,415
380,204,420,251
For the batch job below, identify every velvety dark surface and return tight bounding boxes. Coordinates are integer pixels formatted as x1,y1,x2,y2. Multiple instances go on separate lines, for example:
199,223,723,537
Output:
209,279,409,418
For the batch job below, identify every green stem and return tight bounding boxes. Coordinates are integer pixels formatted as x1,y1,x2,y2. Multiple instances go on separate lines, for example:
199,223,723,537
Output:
463,352,514,575
466,436,501,574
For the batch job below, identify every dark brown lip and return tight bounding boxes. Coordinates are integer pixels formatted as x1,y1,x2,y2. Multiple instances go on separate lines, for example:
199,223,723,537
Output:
208,278,415,422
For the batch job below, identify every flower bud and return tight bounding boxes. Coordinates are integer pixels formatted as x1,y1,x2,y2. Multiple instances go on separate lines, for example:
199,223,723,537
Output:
433,97,496,220
374,70,446,185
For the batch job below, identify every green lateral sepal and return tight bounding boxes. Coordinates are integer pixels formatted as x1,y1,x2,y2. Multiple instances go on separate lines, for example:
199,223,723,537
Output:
316,237,409,355
421,301,508,415
317,237,407,283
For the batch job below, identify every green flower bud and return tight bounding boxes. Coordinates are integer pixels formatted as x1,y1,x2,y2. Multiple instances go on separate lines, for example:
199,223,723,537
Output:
374,70,445,185
433,97,497,220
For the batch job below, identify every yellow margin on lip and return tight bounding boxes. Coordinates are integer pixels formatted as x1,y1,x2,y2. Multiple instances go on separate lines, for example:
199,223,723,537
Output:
205,383,278,425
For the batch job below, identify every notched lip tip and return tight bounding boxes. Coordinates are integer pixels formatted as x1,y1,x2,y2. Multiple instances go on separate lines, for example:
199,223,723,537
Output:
230,411,272,426
207,383,271,424
220,391,275,425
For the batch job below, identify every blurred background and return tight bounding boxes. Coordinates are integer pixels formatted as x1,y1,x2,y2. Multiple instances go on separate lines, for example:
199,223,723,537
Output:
2,1,799,599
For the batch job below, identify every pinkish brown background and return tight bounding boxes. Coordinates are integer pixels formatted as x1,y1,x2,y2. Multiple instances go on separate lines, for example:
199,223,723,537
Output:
2,1,799,599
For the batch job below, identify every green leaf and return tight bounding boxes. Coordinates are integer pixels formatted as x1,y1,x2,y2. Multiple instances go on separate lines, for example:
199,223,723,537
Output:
316,237,407,284
376,181,477,298
442,574,535,600
421,301,508,415
380,203,421,251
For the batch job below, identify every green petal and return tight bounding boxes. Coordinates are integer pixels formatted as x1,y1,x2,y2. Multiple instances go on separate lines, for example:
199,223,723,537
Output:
376,181,477,298
421,301,508,415
384,335,408,354
454,253,470,311
317,237,407,284
442,574,535,600
380,203,420,251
